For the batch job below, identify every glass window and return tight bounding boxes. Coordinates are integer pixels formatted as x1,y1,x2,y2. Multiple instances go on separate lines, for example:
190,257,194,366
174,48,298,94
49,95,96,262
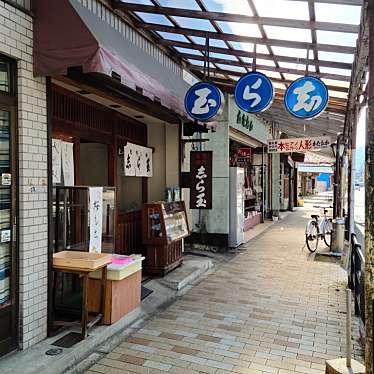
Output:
0,110,11,309
0,61,10,93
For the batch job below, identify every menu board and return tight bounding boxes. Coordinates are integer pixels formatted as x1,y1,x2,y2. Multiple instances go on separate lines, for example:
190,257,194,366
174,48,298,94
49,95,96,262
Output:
163,202,189,242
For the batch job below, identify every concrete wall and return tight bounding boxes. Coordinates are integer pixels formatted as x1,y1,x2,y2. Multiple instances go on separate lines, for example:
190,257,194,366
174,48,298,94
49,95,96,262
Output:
0,1,48,348
147,122,180,202
147,123,166,202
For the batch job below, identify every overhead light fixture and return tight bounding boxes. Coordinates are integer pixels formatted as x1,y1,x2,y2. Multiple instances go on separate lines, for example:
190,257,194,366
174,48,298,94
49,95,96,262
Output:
134,115,144,119
109,104,121,109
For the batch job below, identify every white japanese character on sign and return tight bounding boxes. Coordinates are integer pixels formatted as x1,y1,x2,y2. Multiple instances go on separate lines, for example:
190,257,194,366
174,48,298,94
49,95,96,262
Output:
195,165,207,208
243,78,262,108
292,81,322,113
191,88,217,115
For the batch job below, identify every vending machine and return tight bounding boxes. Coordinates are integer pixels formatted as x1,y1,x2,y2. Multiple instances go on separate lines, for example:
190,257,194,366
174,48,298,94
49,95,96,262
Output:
229,167,245,247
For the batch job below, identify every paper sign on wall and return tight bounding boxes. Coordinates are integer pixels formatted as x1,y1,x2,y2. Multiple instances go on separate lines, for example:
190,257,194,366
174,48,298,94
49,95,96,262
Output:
124,143,153,177
52,139,62,184
268,136,331,153
89,187,103,253
62,141,74,186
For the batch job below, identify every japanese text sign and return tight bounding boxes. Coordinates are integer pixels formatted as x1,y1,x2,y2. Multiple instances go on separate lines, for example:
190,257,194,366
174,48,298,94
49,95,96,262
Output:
237,148,252,163
89,187,103,253
234,72,274,113
268,136,331,153
185,82,223,122
190,151,213,210
284,76,329,119
124,143,153,177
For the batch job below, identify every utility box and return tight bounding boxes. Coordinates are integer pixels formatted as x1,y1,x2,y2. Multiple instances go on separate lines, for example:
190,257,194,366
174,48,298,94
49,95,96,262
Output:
331,218,345,253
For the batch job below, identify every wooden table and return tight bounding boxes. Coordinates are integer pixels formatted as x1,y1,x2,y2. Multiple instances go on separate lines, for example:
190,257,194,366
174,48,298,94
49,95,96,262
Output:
52,262,109,339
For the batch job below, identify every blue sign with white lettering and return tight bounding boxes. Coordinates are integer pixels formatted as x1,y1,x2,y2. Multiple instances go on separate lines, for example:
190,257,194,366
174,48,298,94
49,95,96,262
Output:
234,72,274,113
184,82,222,122
284,76,329,119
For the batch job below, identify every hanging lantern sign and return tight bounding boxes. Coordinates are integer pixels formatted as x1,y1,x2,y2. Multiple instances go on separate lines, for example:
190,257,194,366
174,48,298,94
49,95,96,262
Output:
284,76,329,119
184,82,223,122
234,71,274,113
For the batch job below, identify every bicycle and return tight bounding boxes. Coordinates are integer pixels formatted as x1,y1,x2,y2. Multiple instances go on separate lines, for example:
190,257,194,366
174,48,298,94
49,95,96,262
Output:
305,205,333,253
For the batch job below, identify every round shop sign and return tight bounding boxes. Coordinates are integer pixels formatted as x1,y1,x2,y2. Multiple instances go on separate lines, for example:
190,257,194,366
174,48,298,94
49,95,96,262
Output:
234,71,274,113
184,82,223,122
284,76,329,119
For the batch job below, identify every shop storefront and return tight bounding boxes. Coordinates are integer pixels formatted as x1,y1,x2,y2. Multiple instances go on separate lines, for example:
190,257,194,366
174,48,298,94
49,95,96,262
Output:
186,96,271,248
32,0,191,342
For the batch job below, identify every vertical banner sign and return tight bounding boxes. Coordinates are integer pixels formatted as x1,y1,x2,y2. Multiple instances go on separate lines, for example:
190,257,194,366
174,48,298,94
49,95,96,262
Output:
61,141,74,186
52,139,62,184
89,187,103,253
190,151,213,210
124,143,153,177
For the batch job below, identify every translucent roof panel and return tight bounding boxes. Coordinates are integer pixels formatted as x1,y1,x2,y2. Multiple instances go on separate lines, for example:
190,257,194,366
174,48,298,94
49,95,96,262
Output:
316,31,358,48
157,0,201,10
318,51,354,64
120,0,153,5
256,59,276,67
329,91,348,99
273,82,287,90
174,47,203,56
205,0,252,16
322,79,350,88
190,37,228,48
319,67,352,77
216,21,262,38
188,60,215,68
253,0,309,20
278,62,306,71
156,32,190,43
264,26,312,43
257,70,282,80
271,46,307,59
209,53,238,61
229,42,269,55
172,17,216,31
216,64,246,74
135,12,173,25
315,4,361,25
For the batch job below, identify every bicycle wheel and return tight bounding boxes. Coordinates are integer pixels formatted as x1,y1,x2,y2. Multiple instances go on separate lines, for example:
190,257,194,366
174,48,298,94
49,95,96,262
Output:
306,221,319,253
323,219,332,247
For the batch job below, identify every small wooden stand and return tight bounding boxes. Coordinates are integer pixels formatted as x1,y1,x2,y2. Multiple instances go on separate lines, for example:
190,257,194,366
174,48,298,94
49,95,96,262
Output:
142,201,189,276
52,252,111,339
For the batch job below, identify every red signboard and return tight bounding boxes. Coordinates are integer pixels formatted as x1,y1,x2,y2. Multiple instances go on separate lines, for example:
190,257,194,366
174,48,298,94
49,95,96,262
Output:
190,151,213,210
237,147,252,163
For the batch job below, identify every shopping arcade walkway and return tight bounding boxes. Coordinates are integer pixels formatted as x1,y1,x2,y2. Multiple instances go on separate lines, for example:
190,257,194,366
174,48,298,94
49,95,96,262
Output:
86,202,363,374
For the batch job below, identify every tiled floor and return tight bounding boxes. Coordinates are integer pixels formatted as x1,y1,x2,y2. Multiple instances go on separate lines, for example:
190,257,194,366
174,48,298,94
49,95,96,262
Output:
86,204,363,374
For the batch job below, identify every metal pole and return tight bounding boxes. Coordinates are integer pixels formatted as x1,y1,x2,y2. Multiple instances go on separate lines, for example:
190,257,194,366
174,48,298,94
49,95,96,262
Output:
346,288,352,368
366,3,374,372
333,135,341,219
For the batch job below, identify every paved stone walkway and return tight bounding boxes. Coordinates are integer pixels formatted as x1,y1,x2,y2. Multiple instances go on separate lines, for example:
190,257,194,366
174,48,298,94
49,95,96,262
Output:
86,206,363,374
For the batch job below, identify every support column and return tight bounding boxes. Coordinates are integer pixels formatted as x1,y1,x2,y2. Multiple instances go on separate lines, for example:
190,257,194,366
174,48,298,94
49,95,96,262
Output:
271,153,280,217
365,2,374,372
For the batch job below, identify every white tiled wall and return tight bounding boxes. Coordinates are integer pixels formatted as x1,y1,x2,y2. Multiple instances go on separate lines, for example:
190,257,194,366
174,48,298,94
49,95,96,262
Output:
0,1,48,349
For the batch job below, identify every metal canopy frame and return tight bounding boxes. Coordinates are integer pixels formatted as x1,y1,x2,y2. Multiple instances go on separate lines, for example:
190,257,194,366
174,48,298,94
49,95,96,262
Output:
110,0,366,138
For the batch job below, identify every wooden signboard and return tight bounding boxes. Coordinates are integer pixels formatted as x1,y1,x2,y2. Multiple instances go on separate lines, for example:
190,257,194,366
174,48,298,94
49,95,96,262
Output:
190,151,213,210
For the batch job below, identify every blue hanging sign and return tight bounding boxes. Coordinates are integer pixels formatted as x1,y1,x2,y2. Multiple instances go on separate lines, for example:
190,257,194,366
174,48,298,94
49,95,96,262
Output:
234,71,274,113
184,82,223,122
284,76,329,119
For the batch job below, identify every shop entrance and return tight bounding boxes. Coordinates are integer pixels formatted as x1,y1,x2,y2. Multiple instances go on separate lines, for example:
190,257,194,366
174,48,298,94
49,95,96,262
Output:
0,56,18,357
